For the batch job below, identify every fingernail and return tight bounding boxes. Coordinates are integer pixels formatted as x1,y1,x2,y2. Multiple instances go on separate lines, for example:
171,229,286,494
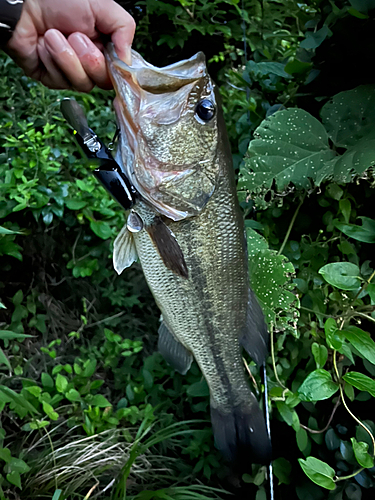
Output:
45,29,70,54
69,34,89,57
117,45,132,65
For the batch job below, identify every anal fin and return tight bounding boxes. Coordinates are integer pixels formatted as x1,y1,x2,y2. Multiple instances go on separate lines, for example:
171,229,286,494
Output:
240,288,269,366
158,321,193,375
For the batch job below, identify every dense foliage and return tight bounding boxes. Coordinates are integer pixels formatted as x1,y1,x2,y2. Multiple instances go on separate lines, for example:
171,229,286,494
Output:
1,0,375,499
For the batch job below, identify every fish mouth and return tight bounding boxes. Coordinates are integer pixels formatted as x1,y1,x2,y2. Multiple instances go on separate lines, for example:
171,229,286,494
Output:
105,44,217,221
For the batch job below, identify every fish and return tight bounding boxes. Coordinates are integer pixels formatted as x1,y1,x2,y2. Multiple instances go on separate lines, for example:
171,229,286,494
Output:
105,44,272,463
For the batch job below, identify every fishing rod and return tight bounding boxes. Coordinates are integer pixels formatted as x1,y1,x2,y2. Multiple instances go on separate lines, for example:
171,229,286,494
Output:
241,0,274,497
60,98,137,210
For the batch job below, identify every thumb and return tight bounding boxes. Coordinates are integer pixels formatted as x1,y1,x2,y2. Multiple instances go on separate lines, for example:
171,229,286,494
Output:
93,0,135,64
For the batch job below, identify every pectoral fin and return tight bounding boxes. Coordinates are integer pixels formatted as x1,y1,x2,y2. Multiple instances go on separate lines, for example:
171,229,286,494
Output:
240,288,269,366
146,217,188,279
113,224,138,275
158,321,193,375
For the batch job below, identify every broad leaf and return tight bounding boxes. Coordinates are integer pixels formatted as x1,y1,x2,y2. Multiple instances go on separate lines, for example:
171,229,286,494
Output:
298,457,336,490
335,217,375,243
90,220,112,240
247,229,299,334
341,326,375,365
0,348,11,369
186,379,210,397
351,437,374,468
55,374,68,393
331,135,375,182
298,369,339,402
6,471,21,489
0,330,33,340
343,371,375,397
321,85,375,148
324,318,343,349
0,226,22,235
319,262,361,291
273,457,292,485
239,108,335,205
311,343,328,369
89,395,111,407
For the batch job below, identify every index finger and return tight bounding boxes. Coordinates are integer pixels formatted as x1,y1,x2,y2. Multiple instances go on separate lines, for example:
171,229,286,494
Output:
92,0,136,64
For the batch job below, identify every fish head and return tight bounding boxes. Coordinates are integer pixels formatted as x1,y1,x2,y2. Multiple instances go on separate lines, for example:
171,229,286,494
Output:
105,44,221,221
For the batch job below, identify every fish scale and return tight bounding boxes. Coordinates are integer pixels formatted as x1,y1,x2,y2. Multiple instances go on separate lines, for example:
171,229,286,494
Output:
106,44,272,463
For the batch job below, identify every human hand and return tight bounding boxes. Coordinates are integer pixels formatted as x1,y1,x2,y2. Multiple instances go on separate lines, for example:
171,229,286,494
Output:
5,0,135,91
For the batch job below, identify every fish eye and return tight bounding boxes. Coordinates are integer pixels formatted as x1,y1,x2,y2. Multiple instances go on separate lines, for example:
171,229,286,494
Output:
195,99,215,122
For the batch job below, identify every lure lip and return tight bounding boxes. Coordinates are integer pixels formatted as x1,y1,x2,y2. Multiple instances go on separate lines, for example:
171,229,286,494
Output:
60,97,137,210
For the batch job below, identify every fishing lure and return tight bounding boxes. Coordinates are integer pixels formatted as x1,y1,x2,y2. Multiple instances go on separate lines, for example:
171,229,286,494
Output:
60,98,137,210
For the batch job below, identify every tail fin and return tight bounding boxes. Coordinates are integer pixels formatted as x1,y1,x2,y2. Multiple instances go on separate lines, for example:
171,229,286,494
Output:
210,398,272,464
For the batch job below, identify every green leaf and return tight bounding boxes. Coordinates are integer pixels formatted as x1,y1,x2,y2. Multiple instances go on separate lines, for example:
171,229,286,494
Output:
7,457,30,473
300,26,329,49
284,59,312,75
298,457,336,490
55,373,68,393
324,318,342,349
273,457,292,485
42,402,58,420
351,437,374,468
65,389,81,402
41,372,54,388
276,401,300,430
311,343,328,369
368,284,375,304
247,229,298,334
0,448,12,463
0,386,39,415
296,428,310,454
321,85,375,148
343,371,375,397
319,262,361,291
82,359,97,378
248,60,291,79
320,85,375,182
239,109,335,205
341,326,375,365
24,385,42,398
90,220,112,240
298,369,339,402
90,395,111,407
0,226,22,235
65,199,87,210
335,217,375,243
6,471,21,489
186,379,210,397
0,348,11,369
0,330,32,340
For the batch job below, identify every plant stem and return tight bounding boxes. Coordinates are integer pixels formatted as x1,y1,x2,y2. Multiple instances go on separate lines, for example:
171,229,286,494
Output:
348,311,375,323
351,269,375,304
278,195,305,256
334,468,364,482
270,325,286,388
300,306,332,318
300,396,341,434
333,350,375,455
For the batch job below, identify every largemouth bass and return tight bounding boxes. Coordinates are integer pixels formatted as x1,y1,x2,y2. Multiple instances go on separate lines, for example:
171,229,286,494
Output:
105,45,272,463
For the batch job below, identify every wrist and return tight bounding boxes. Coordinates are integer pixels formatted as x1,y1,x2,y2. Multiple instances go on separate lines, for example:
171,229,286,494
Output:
0,0,24,46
